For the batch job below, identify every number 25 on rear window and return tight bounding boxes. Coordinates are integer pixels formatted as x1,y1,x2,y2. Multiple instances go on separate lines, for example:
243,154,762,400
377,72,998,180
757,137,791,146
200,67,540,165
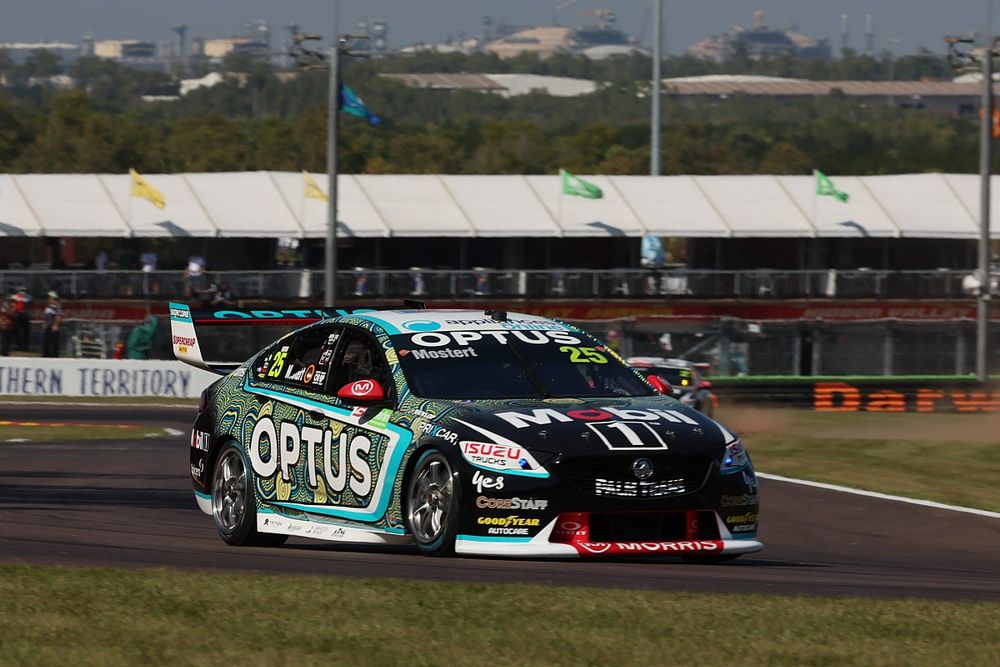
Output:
559,346,608,364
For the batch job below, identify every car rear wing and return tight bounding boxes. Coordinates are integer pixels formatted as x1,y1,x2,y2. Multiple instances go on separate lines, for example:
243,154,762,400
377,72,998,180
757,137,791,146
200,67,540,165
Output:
168,301,424,375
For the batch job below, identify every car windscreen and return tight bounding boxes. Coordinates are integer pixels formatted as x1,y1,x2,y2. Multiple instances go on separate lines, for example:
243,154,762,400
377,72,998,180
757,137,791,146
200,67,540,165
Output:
392,328,655,400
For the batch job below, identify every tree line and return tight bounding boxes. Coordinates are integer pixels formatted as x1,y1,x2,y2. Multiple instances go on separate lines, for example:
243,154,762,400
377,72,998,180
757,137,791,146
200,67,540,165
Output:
0,49,984,176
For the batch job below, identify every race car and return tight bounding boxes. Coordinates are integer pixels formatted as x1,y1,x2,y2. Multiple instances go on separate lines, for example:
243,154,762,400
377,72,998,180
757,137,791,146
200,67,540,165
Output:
627,357,717,417
170,303,760,560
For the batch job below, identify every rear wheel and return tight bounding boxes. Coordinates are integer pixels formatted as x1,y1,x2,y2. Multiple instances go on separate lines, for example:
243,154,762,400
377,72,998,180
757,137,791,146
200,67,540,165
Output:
211,442,287,547
405,449,458,556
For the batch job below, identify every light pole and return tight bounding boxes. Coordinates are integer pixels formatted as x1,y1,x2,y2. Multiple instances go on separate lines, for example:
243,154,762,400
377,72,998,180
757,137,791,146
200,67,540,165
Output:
886,37,902,107
978,2,994,383
946,1,996,383
325,1,341,308
650,0,662,176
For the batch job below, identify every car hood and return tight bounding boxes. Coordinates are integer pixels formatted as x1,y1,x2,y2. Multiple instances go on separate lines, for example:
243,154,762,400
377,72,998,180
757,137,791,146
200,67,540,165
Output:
425,395,731,459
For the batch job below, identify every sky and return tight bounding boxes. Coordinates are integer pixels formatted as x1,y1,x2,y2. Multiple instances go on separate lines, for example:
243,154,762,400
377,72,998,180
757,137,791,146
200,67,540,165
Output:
0,0,995,56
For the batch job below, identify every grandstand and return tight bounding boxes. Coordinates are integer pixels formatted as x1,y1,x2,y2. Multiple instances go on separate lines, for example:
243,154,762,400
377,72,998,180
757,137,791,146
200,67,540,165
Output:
0,172,997,375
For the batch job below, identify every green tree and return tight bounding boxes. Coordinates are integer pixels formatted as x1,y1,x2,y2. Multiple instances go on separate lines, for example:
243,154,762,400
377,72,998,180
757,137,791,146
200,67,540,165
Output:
164,115,249,171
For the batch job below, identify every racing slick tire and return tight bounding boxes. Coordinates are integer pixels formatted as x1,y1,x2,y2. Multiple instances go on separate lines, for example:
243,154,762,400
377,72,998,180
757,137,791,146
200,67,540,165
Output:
211,441,287,547
405,449,459,556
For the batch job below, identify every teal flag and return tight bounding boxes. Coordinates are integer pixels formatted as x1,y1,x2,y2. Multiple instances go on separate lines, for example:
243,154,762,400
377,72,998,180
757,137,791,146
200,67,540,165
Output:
815,169,849,203
560,169,603,199
340,85,380,125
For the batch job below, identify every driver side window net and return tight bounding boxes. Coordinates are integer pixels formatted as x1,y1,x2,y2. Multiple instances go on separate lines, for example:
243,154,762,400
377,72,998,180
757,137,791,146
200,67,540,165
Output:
329,332,392,399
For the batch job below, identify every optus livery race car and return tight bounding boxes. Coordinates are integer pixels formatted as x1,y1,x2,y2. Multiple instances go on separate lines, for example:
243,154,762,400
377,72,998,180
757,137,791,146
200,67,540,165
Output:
627,357,717,417
170,304,761,559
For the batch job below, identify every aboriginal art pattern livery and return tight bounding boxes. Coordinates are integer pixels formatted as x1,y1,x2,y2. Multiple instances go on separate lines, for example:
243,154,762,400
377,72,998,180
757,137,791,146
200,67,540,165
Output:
183,308,762,556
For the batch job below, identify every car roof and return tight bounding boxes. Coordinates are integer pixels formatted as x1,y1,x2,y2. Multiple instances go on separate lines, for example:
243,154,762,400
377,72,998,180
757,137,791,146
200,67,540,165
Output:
627,356,694,370
346,309,571,335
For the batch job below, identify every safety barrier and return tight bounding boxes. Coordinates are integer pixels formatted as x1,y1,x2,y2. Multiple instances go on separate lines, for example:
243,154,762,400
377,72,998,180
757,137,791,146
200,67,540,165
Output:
2,268,996,301
0,357,217,399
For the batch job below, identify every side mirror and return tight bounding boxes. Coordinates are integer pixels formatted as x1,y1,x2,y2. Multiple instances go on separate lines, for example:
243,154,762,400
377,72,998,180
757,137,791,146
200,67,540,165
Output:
646,374,672,395
336,378,385,404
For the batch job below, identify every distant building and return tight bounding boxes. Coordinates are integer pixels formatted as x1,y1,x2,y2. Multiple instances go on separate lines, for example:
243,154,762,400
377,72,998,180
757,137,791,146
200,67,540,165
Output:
0,41,79,64
480,11,641,61
93,39,157,60
381,72,598,97
662,74,987,116
483,26,575,59
688,11,830,62
201,37,268,59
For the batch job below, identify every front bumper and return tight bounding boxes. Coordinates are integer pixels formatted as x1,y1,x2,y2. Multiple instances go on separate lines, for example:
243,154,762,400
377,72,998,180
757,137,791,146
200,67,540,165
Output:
455,511,763,558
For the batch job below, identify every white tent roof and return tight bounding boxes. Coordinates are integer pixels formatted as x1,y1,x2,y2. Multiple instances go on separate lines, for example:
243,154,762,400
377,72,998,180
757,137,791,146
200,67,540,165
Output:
0,171,997,239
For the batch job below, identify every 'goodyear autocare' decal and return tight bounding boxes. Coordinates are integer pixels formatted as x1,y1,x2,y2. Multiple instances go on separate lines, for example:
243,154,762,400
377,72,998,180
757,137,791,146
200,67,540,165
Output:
452,418,548,478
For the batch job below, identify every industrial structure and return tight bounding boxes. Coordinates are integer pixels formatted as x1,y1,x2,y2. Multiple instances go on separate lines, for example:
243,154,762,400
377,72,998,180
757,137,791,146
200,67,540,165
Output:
687,10,831,62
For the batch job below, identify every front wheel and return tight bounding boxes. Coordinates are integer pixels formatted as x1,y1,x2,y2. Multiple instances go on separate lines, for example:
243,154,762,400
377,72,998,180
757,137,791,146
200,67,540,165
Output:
211,442,287,547
405,449,459,556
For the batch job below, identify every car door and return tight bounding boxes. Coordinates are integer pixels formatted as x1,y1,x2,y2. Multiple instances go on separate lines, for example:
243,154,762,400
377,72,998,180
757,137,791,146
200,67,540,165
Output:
246,324,406,527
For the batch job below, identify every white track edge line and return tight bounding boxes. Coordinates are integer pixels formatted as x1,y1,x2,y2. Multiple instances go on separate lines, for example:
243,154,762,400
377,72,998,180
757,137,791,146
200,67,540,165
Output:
757,472,1000,520
0,401,195,408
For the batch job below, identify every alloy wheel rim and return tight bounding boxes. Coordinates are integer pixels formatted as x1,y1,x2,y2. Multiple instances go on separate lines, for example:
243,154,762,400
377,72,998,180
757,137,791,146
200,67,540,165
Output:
212,450,247,532
408,455,453,544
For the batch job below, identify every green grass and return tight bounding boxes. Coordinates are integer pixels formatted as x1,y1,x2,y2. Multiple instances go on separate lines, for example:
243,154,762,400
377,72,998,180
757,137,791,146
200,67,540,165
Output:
0,564,996,666
719,408,1000,512
0,424,176,442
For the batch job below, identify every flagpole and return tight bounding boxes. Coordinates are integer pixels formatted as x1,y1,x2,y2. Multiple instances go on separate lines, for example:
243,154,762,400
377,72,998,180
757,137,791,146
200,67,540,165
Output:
650,0,662,176
324,0,341,308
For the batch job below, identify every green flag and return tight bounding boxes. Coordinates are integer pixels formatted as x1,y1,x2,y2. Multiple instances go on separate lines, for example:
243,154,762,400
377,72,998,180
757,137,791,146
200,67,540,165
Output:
560,169,603,199
814,169,849,203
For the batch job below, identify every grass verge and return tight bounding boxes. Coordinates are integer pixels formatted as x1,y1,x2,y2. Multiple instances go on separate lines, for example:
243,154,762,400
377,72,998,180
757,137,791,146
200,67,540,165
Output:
0,564,997,666
0,424,177,442
719,408,1000,512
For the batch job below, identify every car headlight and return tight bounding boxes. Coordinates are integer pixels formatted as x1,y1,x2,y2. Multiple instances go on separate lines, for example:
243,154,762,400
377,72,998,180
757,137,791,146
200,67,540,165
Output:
720,438,750,474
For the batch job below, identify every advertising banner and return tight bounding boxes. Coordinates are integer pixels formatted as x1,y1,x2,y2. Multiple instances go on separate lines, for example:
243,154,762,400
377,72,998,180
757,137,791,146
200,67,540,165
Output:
0,358,218,399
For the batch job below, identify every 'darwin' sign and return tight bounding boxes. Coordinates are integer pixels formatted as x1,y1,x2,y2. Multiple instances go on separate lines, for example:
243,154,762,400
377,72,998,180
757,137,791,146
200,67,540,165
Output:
813,382,1000,413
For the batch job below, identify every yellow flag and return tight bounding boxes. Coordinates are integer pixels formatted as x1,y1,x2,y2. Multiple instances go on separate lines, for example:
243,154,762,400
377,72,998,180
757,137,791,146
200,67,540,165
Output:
129,168,165,209
302,170,329,202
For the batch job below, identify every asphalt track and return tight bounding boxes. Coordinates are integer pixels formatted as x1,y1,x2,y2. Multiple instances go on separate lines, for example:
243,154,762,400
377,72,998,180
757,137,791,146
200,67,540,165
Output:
2,403,1000,601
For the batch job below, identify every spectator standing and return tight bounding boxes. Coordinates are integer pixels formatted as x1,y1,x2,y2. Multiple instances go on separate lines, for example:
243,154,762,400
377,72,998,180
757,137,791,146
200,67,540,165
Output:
185,255,206,297
42,291,63,357
95,250,108,272
0,295,13,356
126,315,159,360
140,250,158,296
11,287,31,352
211,280,236,307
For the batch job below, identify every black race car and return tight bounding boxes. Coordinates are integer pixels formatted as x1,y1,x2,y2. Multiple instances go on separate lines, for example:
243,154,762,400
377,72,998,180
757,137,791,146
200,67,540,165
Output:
627,357,717,417
171,304,760,559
